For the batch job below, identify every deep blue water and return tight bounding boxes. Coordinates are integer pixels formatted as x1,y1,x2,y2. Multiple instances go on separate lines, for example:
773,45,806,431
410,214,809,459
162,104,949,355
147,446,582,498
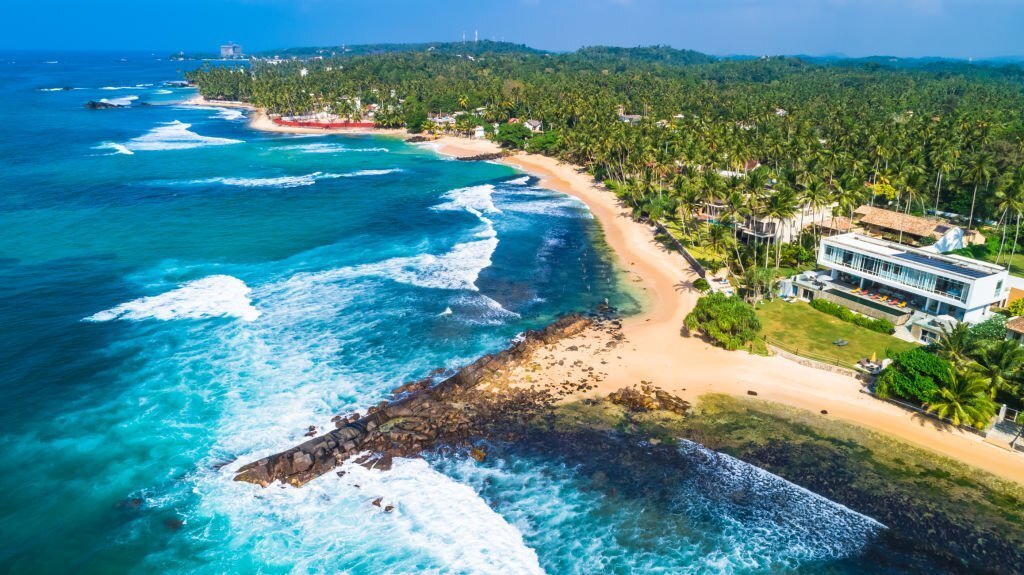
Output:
0,52,909,574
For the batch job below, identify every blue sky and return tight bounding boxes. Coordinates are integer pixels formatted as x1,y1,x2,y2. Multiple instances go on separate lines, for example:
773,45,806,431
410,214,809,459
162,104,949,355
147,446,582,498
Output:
4,0,1024,58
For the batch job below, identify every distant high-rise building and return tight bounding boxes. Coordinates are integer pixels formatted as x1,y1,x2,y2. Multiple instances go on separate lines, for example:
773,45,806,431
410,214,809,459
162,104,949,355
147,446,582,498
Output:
220,43,243,59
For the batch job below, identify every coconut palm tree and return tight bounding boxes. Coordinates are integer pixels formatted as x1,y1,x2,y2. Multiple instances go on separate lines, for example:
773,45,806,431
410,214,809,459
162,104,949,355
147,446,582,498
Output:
935,322,973,366
925,368,998,429
964,151,995,231
764,186,800,270
971,339,1024,398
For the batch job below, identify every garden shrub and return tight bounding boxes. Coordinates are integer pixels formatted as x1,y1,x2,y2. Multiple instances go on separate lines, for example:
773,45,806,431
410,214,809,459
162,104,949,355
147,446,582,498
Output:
809,298,895,334
684,293,761,350
875,348,953,404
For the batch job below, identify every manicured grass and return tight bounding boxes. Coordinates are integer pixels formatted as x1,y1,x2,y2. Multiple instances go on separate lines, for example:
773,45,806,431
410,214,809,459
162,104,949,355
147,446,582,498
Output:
755,299,917,366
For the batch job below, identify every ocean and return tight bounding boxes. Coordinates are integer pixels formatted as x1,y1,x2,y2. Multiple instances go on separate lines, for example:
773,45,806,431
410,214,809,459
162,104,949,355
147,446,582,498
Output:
0,52,912,574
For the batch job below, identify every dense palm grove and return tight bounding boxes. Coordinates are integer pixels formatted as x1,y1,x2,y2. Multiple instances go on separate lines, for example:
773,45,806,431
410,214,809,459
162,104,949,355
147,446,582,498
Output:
190,43,1024,428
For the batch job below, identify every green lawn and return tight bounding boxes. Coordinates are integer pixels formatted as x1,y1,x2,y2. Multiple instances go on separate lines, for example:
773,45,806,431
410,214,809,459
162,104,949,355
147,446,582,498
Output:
755,299,918,366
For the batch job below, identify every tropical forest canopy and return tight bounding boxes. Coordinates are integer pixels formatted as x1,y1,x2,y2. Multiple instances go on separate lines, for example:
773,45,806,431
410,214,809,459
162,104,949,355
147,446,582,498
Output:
187,42,1024,233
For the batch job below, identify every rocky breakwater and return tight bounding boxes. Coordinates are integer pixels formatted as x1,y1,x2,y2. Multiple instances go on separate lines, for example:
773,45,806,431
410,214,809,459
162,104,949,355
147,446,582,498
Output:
234,314,594,487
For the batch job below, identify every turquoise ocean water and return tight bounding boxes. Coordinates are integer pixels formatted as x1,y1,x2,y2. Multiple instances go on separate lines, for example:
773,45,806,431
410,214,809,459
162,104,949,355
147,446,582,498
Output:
0,53,932,574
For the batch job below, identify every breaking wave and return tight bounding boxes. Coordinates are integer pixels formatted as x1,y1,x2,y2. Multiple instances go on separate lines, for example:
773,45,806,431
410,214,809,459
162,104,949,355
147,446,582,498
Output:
94,142,134,156
99,95,138,107
113,120,243,152
435,440,885,574
84,275,259,322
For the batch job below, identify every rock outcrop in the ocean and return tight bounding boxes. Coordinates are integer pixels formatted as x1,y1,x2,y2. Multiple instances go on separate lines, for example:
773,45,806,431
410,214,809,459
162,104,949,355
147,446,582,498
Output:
84,100,126,109
235,314,594,487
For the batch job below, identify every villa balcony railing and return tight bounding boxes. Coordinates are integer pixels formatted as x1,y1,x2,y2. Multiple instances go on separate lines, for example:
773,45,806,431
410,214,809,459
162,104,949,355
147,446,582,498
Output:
821,257,969,304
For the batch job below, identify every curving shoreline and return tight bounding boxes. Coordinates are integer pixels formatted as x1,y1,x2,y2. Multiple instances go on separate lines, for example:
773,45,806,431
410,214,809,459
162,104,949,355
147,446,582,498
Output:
190,96,1024,484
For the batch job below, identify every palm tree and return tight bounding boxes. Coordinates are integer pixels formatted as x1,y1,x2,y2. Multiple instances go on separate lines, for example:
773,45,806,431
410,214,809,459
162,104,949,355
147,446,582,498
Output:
929,144,955,213
925,368,998,429
1007,171,1024,269
964,152,995,231
971,339,1024,398
723,189,749,274
935,322,972,366
764,187,800,270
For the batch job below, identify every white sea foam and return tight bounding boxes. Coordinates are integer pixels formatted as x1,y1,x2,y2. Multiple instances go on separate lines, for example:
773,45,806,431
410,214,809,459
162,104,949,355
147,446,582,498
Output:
100,85,135,90
179,105,246,121
501,196,588,218
340,236,499,291
449,293,521,325
94,142,134,155
153,89,173,95
344,168,402,177
39,87,81,92
185,169,401,189
118,120,242,152
506,176,530,185
673,439,886,568
434,184,502,218
435,441,885,574
98,95,138,107
190,172,330,188
85,275,259,322
285,183,504,292
278,143,390,154
337,459,545,574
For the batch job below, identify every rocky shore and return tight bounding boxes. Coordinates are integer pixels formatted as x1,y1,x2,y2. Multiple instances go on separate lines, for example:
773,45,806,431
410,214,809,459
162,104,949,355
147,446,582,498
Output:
235,313,602,487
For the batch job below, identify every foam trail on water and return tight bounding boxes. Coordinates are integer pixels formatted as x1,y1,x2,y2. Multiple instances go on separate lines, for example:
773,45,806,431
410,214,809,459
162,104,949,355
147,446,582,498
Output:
178,105,246,121
338,459,545,574
278,143,390,154
290,183,504,292
303,236,499,292
84,275,259,322
189,172,330,189
344,168,403,177
115,120,242,152
183,169,402,188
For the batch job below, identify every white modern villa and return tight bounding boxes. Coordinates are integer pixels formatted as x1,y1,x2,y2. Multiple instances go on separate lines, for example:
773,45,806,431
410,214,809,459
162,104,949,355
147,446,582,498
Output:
782,233,1009,342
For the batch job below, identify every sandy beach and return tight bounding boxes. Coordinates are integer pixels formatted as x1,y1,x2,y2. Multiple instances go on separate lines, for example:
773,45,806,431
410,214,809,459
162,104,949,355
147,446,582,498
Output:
231,104,1024,483
491,152,1024,484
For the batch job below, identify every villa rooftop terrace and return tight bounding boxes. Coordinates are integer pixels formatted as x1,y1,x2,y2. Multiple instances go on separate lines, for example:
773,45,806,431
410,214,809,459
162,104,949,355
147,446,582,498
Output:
825,233,1005,279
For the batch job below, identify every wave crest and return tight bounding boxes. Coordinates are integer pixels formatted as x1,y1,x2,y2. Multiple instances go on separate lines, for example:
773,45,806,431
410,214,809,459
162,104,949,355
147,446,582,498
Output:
112,120,243,152
85,275,259,322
